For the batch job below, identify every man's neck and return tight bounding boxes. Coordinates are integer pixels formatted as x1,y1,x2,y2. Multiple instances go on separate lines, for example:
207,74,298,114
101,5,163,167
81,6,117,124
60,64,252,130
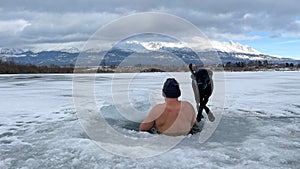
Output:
165,98,180,105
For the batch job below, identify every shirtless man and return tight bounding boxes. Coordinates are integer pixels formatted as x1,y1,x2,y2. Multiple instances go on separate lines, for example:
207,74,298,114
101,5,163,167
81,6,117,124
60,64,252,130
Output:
139,78,197,136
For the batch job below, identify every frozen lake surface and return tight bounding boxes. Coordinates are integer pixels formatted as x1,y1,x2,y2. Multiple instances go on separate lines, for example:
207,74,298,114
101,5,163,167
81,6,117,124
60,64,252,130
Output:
0,71,299,168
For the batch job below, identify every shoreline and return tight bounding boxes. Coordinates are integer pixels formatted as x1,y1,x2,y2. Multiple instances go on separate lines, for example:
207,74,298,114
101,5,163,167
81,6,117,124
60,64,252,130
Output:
0,69,299,75
1,60,299,74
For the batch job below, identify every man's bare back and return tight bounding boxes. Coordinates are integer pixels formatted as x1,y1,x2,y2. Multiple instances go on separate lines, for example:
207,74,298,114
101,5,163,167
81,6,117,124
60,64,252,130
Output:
140,78,196,136
140,98,196,136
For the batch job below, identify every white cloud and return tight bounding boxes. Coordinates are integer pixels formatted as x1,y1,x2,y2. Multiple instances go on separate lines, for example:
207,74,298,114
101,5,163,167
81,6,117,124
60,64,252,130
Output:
243,13,254,19
276,39,300,44
0,19,31,35
209,33,261,41
0,0,299,50
286,33,300,38
0,11,122,48
29,41,85,52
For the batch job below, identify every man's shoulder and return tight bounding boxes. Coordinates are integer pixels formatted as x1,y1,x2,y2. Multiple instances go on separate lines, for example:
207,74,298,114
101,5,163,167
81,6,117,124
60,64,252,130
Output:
152,103,165,111
181,101,193,107
181,101,195,113
152,103,166,112
149,103,165,117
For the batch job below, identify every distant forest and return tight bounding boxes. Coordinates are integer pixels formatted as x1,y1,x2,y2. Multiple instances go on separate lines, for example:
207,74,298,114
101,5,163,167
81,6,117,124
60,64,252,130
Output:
221,60,299,71
0,61,74,73
0,60,299,74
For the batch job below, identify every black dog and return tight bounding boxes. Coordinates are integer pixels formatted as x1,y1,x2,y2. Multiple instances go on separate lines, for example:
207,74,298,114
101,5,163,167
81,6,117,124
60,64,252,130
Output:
189,64,215,122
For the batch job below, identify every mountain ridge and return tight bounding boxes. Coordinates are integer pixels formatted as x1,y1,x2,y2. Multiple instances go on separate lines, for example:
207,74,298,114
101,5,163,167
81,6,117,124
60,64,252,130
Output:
0,41,298,66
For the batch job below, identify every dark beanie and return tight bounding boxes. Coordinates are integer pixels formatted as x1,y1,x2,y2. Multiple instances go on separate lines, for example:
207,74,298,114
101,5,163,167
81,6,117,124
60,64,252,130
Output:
162,78,181,98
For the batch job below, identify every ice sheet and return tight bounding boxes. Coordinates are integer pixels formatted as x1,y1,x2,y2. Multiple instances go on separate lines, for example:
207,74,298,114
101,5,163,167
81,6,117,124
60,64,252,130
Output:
0,72,299,168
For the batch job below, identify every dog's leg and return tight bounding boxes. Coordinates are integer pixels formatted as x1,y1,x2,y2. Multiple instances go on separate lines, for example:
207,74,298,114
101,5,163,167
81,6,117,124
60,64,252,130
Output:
203,97,210,113
202,97,215,122
197,95,205,122
197,105,204,122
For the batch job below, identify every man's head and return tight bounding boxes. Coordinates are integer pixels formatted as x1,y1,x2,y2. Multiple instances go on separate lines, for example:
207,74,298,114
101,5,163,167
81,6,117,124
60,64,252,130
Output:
162,78,181,98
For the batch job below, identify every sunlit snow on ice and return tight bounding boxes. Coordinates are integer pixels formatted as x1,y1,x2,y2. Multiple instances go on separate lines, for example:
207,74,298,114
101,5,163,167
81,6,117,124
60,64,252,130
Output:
0,72,299,168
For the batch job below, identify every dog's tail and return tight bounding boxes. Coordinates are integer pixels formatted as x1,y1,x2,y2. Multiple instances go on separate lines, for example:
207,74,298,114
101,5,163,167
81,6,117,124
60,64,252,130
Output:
189,63,195,76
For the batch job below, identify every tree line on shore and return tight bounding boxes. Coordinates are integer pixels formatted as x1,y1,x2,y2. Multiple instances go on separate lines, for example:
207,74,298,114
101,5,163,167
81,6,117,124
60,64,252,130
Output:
222,60,299,71
0,61,74,73
0,60,299,74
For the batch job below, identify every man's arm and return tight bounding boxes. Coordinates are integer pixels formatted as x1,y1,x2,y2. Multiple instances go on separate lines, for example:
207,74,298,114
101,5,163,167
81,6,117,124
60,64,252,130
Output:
139,105,161,132
184,101,197,126
139,119,154,132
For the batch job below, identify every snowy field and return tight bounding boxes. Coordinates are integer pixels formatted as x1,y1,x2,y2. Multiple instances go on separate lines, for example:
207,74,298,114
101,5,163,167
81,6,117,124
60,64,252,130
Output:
0,71,299,169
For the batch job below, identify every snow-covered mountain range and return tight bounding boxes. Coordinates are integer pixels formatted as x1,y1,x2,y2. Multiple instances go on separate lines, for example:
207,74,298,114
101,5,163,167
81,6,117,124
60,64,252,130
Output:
0,48,25,55
139,40,262,55
0,40,298,66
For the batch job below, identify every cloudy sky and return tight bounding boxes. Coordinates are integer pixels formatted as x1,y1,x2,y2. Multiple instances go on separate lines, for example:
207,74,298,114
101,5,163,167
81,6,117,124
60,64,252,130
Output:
0,0,299,58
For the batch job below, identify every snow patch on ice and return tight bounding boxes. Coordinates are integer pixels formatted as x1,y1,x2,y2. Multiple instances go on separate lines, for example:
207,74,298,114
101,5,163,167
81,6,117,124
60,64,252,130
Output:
0,72,299,168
